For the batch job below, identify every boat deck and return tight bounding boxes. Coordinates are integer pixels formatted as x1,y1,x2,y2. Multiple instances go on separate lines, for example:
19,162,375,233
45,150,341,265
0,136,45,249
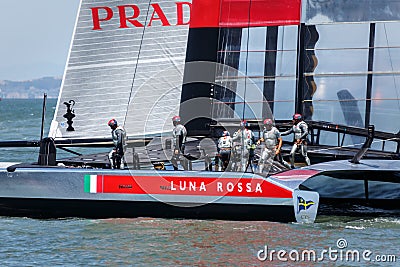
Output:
58,136,398,171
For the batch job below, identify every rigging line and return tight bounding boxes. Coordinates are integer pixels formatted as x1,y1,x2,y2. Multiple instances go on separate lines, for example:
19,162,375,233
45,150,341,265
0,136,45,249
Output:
242,0,253,120
383,23,400,111
123,0,153,127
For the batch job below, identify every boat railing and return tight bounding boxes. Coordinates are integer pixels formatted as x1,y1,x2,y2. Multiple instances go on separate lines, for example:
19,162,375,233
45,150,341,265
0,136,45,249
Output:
210,119,400,156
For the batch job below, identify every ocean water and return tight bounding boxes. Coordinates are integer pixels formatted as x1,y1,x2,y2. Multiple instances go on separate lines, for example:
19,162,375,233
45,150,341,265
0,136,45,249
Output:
0,99,56,162
0,99,108,162
0,99,399,266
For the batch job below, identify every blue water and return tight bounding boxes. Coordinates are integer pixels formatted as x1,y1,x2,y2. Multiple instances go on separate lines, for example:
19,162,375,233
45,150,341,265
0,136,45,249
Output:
0,99,399,266
0,99,56,162
0,99,107,162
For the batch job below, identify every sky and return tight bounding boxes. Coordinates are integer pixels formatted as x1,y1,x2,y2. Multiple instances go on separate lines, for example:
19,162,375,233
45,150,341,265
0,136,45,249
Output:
0,0,81,81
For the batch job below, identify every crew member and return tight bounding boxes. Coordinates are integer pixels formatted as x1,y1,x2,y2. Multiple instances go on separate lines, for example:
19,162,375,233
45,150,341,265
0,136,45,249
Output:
257,118,286,174
232,120,256,172
281,114,311,168
171,115,187,170
108,119,127,169
217,130,233,171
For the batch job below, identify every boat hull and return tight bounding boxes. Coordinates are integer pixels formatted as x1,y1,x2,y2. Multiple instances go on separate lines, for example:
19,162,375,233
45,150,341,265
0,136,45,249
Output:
0,167,296,222
0,197,294,221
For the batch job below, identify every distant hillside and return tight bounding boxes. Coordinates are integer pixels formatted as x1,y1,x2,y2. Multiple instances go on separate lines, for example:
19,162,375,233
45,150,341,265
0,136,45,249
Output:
0,77,61,99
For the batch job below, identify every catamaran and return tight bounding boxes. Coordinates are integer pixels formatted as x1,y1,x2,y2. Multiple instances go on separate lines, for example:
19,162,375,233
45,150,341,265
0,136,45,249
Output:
0,0,399,223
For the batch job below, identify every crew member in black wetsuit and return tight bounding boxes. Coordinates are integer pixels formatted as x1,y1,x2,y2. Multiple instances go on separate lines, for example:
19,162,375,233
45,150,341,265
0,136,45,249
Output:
108,119,127,169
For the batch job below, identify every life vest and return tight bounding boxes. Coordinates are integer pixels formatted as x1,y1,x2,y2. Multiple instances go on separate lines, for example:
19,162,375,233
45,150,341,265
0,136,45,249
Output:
262,126,281,149
233,128,254,150
292,121,308,140
172,124,187,149
218,136,233,149
111,126,127,151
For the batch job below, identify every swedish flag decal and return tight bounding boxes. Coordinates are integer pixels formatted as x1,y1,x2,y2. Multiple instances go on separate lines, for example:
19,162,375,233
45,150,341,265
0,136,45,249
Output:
297,196,315,213
293,190,319,223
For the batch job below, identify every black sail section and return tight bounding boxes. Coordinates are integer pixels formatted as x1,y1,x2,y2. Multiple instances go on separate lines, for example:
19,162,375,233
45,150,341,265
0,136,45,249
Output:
180,28,220,135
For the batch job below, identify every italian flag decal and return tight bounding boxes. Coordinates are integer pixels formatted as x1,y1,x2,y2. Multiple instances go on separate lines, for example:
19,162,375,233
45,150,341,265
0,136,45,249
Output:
84,175,103,193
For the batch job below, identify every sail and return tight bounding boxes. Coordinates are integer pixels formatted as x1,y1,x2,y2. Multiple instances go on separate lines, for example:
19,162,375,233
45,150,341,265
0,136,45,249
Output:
50,0,191,139
49,0,400,154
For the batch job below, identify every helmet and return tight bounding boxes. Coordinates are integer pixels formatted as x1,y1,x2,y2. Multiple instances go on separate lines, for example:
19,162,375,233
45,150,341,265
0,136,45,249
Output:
263,118,273,126
172,116,181,123
222,130,230,137
108,119,118,127
240,120,248,127
293,114,302,120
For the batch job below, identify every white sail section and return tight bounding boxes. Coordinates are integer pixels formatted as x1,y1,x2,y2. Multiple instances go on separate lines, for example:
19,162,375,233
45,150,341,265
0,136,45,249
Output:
50,0,191,139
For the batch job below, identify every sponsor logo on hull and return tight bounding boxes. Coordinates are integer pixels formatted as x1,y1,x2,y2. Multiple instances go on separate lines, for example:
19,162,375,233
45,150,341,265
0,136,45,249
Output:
297,196,315,213
84,174,292,198
292,190,319,223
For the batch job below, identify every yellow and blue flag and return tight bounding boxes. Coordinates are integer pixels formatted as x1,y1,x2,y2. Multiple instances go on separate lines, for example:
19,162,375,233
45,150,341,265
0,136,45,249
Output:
297,196,315,213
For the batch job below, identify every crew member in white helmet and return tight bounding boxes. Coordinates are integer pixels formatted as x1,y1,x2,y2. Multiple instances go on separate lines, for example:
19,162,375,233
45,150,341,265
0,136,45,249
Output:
217,130,233,171
108,119,127,169
171,115,187,170
281,114,311,168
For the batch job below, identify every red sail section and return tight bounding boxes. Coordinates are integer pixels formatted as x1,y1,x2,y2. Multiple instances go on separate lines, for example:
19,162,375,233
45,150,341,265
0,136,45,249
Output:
190,0,221,28
190,0,301,28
